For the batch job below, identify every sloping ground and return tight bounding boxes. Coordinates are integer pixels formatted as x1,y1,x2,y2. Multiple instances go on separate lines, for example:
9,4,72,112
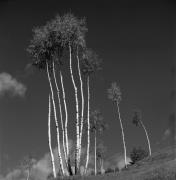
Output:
68,146,176,180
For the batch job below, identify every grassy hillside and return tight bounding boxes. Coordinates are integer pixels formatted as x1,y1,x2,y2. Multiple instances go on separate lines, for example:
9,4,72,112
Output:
64,146,176,180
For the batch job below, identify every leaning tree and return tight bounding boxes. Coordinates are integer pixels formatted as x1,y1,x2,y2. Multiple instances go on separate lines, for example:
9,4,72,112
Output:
90,109,107,175
132,109,152,156
81,48,102,174
48,94,57,178
107,82,127,168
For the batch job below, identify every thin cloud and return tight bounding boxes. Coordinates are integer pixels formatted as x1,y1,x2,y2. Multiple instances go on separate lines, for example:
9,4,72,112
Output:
0,72,26,97
0,140,132,179
106,153,132,171
163,129,171,140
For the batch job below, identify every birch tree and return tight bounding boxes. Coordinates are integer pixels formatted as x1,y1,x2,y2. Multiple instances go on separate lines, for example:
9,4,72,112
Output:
96,142,107,174
27,13,87,175
81,49,102,174
90,110,106,175
48,94,57,178
27,23,65,175
132,109,152,156
107,82,127,168
59,13,87,174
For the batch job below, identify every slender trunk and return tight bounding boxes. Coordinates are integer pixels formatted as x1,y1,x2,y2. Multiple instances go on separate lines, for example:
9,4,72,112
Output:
94,130,97,175
46,62,65,175
101,159,104,172
60,71,69,157
77,47,84,167
26,169,30,180
60,71,73,175
100,159,104,174
85,76,90,174
140,120,152,156
116,102,127,168
52,61,67,168
48,94,57,178
69,43,79,174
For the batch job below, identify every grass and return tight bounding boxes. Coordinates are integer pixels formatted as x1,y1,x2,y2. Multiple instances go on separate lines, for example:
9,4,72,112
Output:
54,146,176,180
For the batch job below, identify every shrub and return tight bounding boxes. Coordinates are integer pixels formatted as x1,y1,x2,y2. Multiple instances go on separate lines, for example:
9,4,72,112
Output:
130,147,148,164
105,167,115,174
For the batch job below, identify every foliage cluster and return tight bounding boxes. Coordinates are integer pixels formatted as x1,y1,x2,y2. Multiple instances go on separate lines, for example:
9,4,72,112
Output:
130,147,148,164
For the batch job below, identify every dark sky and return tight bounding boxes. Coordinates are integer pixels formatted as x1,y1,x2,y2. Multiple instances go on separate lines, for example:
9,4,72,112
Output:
0,0,175,174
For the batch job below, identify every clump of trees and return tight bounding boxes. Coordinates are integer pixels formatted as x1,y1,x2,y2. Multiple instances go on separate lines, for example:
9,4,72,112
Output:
27,11,153,179
130,147,148,164
27,13,101,177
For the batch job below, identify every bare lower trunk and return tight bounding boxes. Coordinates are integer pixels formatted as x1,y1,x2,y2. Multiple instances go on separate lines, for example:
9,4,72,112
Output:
77,47,84,167
94,130,97,175
85,76,90,174
53,62,67,167
48,94,57,178
140,120,152,156
60,71,73,175
60,72,69,156
116,102,127,168
46,62,65,175
100,159,104,174
69,43,79,174
26,169,30,180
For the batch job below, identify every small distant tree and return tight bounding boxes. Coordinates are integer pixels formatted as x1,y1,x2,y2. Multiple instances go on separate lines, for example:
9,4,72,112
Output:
90,109,107,175
132,109,152,156
20,155,36,180
81,49,102,174
107,82,127,168
130,147,148,164
96,142,107,174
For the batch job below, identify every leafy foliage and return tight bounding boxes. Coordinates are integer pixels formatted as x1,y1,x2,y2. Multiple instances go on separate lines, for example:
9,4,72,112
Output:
130,147,148,164
27,13,87,71
107,82,122,103
96,142,107,161
132,109,142,127
90,110,107,133
81,48,102,76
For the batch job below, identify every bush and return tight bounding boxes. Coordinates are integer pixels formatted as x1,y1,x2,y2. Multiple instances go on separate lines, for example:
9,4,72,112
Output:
105,167,115,174
130,147,148,164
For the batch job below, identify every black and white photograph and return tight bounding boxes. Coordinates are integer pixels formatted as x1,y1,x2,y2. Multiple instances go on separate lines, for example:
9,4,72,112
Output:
0,0,176,179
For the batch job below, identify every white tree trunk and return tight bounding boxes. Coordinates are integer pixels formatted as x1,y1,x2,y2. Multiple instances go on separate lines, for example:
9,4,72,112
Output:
116,102,127,168
26,169,30,180
60,71,69,160
100,159,105,174
69,43,79,173
94,130,97,175
77,47,84,167
85,76,90,174
48,94,57,178
52,62,67,167
140,120,152,156
46,62,65,175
